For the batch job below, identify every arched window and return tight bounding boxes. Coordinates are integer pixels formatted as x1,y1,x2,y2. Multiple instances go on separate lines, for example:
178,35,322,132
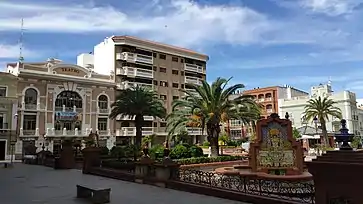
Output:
266,104,273,109
55,91,82,109
98,95,108,110
24,88,38,105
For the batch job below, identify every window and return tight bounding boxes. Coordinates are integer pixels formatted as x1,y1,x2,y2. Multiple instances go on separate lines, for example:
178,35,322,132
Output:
153,53,157,58
160,122,167,127
98,118,108,131
172,70,179,75
181,84,185,89
23,115,36,130
159,54,166,60
181,71,184,76
153,66,157,71
172,57,178,62
98,95,108,109
160,95,167,100
160,67,166,73
160,81,168,87
181,59,184,63
0,87,6,97
173,96,179,100
24,88,37,105
172,83,179,88
55,91,82,108
153,122,157,127
153,80,158,86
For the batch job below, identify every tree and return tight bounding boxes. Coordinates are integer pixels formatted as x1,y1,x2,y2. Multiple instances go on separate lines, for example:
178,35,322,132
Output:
166,77,260,157
292,127,301,140
303,96,342,147
109,86,166,148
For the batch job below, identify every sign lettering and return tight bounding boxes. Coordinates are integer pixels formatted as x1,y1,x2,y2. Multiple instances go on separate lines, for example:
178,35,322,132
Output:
61,68,80,74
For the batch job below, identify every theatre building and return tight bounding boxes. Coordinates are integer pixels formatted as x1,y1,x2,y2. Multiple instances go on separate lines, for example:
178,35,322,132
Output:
6,58,115,156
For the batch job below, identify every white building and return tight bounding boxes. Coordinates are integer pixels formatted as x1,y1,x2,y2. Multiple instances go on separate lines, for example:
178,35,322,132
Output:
278,83,361,136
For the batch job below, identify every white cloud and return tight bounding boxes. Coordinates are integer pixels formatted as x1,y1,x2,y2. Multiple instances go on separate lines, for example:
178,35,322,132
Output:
0,44,38,59
0,1,274,47
300,0,363,16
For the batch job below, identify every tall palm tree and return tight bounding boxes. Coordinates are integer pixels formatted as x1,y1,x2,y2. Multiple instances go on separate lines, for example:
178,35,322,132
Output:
166,77,260,157
109,86,166,148
303,96,342,147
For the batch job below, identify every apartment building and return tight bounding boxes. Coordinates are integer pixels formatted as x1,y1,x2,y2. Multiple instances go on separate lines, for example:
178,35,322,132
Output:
78,36,209,144
6,59,116,156
0,72,18,160
227,85,308,139
278,83,361,136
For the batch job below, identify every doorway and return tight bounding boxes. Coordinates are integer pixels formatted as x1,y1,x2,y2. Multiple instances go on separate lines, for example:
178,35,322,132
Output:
0,140,6,160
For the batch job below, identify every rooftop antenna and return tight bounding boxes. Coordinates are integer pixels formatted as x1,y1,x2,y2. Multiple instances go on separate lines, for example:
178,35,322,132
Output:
18,18,25,63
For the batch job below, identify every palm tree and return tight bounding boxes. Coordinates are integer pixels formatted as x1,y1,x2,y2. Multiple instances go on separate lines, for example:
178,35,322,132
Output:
109,86,166,148
303,96,342,147
167,77,260,157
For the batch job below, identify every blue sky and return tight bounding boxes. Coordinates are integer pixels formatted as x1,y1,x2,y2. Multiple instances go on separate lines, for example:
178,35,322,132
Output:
1,0,363,97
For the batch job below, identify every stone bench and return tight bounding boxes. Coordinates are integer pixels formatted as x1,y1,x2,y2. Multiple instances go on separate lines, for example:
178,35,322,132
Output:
0,161,11,168
76,185,111,204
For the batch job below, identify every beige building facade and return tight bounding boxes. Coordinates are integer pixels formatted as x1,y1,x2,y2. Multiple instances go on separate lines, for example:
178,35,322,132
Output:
78,36,209,144
0,72,18,160
6,59,116,154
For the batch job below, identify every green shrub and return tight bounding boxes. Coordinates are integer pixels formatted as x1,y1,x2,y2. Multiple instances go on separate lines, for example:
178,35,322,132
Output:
100,146,110,155
181,143,191,149
170,144,190,159
149,145,165,160
202,141,210,147
110,146,125,159
175,155,245,165
225,140,238,147
110,145,141,159
189,145,204,157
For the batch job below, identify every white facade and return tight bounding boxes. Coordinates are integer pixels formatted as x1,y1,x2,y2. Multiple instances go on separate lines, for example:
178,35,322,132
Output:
278,83,361,135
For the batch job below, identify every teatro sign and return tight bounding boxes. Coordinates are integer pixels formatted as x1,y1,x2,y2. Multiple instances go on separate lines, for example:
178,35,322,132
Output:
60,68,80,74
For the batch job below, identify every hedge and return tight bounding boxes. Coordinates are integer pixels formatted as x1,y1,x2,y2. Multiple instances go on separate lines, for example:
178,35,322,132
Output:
174,155,245,165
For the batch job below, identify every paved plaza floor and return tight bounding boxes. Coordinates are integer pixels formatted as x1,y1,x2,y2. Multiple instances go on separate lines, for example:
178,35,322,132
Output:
0,164,248,204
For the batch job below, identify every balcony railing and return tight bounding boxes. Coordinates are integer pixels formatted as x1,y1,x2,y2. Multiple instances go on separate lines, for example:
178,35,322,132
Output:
116,81,153,90
54,105,83,112
116,66,153,78
184,63,204,73
98,107,110,114
22,102,46,111
19,128,39,136
116,52,153,64
116,115,154,121
185,76,203,85
116,127,154,136
266,109,273,113
187,127,203,135
0,123,9,130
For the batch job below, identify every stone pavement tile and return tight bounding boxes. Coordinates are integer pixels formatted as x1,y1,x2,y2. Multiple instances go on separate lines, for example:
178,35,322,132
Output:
0,164,248,204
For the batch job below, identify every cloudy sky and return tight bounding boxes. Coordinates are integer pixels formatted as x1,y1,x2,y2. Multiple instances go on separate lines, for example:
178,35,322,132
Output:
1,0,363,97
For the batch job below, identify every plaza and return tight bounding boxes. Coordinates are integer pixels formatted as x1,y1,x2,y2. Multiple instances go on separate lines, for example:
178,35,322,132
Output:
0,164,247,204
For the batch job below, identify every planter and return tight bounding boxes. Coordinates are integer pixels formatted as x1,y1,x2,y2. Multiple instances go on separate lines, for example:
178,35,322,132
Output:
82,147,102,174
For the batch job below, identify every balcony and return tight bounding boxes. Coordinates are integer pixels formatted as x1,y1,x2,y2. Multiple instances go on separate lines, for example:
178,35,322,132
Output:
98,107,110,115
184,63,204,74
116,52,153,64
266,109,273,113
115,127,154,136
116,81,153,90
187,127,203,135
22,102,46,111
19,128,39,136
55,105,83,112
116,115,154,121
0,123,9,130
184,89,200,98
265,97,273,101
116,67,153,79
45,128,106,137
185,76,203,86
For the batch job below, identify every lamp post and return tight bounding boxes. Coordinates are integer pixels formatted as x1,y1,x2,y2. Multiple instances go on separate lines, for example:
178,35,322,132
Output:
313,116,318,134
11,113,19,165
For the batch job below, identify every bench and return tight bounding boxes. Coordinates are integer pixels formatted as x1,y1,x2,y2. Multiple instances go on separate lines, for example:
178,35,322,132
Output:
76,185,111,204
0,161,11,168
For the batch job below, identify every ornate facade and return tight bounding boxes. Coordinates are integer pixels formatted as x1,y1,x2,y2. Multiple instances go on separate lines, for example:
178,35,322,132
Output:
6,59,116,156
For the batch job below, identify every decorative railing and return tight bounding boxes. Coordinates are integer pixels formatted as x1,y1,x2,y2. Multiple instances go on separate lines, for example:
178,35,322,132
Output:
175,169,315,204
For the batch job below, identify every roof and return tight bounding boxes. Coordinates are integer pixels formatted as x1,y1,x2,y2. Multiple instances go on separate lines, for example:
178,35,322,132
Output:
111,35,209,60
296,126,334,135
